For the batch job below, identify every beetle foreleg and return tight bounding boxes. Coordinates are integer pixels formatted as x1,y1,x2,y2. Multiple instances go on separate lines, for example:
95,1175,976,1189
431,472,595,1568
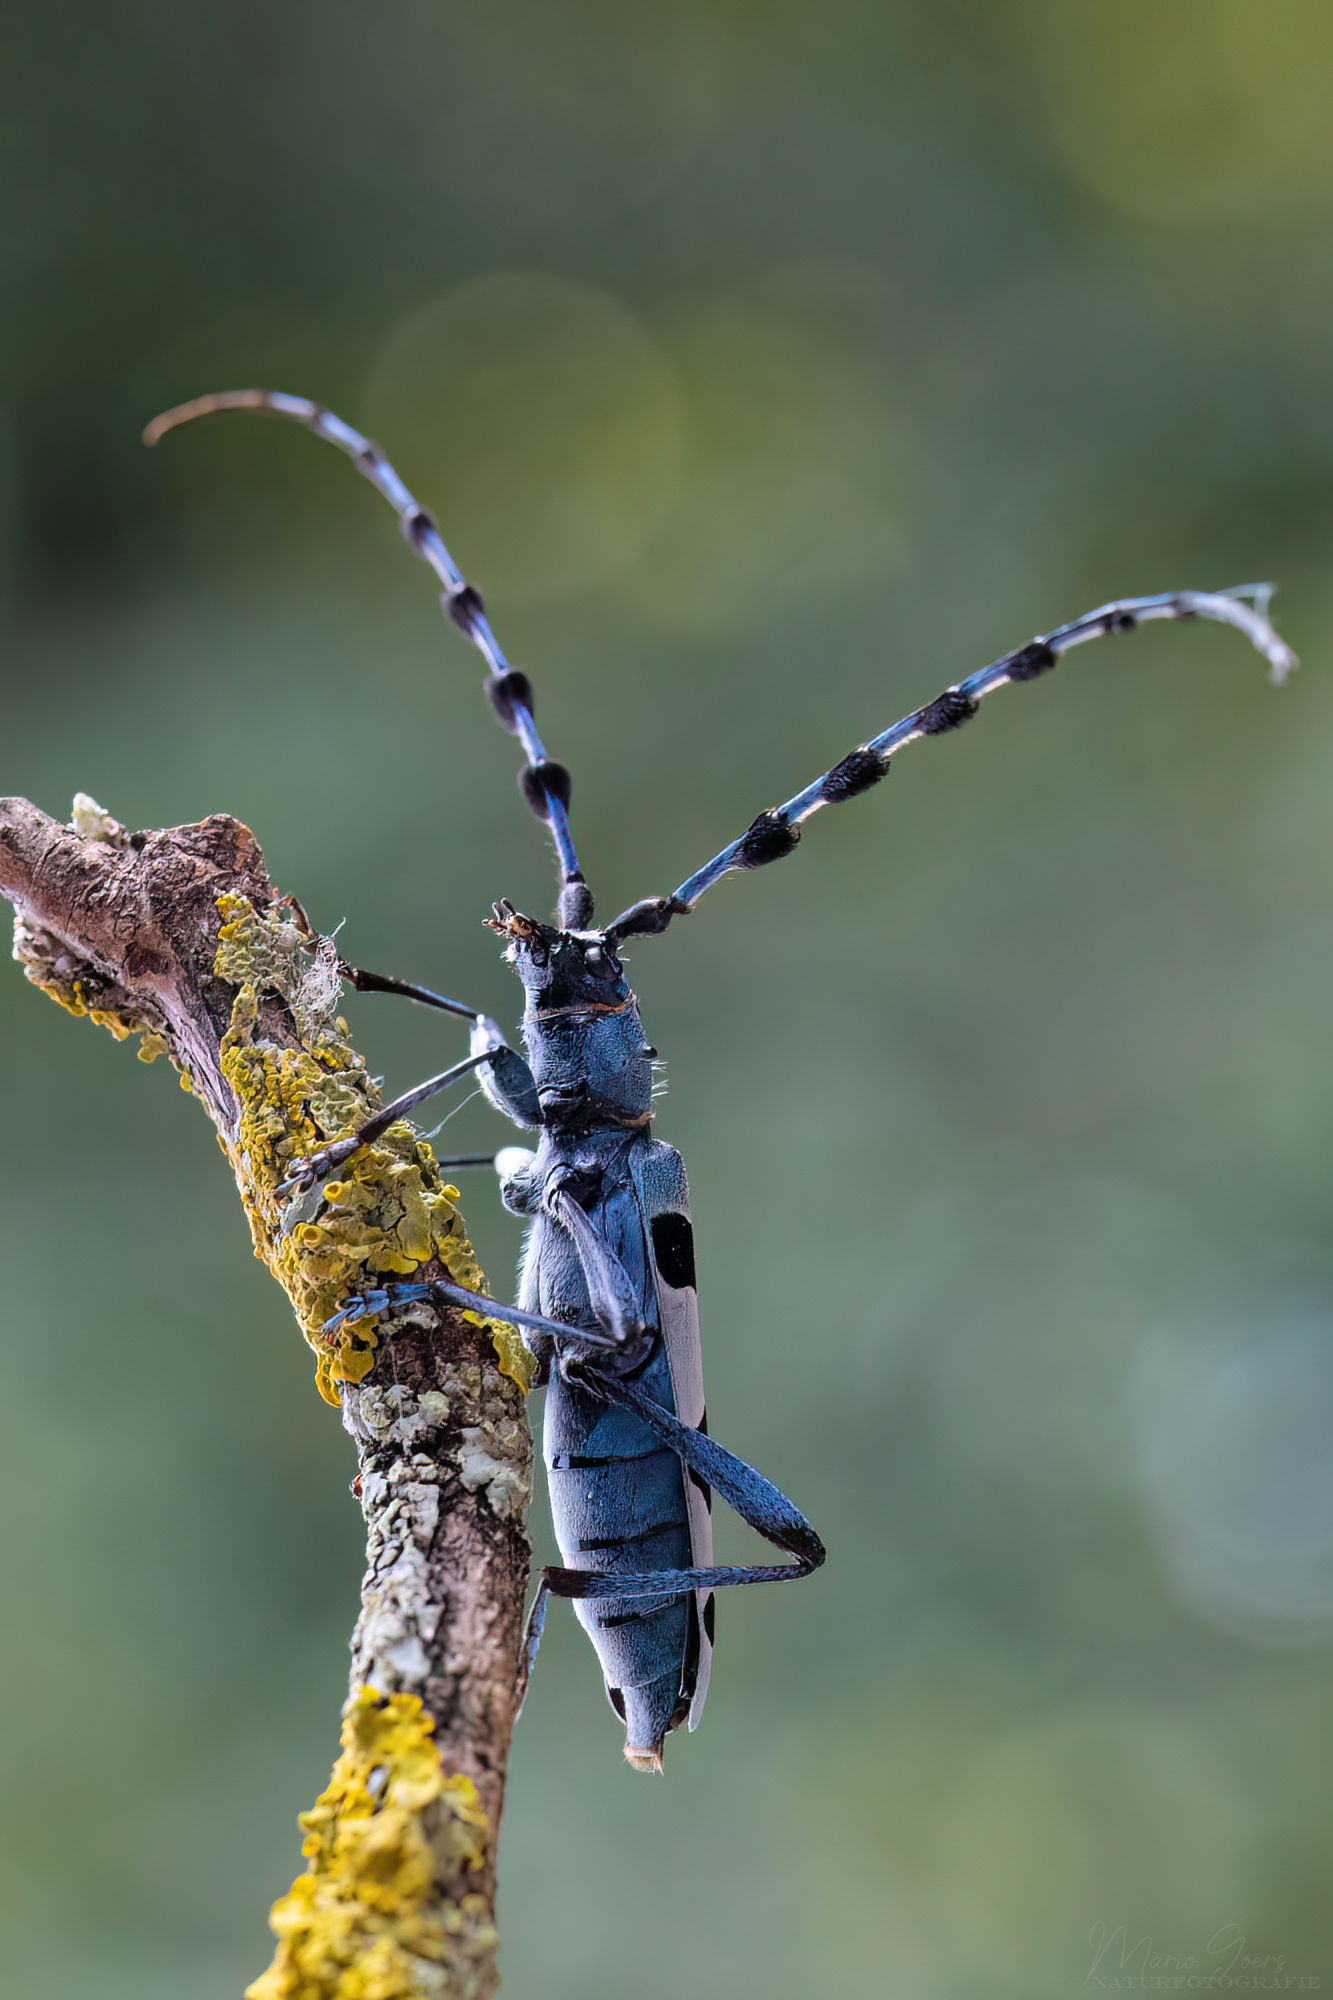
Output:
546,1187,650,1362
335,962,542,1129
340,963,486,1021
277,1049,500,1197
470,1019,541,1130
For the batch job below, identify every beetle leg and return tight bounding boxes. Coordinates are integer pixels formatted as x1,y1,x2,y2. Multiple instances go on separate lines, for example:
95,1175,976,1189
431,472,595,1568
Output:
543,1368,825,1601
545,1187,649,1362
277,1049,499,1198
513,1580,550,1722
323,1276,625,1351
337,963,541,1126
470,1020,542,1130
340,963,486,1021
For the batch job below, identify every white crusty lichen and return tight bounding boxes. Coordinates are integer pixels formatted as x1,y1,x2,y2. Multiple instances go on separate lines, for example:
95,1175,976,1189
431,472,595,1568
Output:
346,1367,533,1701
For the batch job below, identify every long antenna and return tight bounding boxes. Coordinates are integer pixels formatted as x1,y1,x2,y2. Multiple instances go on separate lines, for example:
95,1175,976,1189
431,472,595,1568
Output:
144,389,594,929
604,585,1298,943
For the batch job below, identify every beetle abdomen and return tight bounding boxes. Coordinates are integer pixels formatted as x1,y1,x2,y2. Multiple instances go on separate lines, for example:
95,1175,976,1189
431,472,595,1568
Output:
545,1360,700,1768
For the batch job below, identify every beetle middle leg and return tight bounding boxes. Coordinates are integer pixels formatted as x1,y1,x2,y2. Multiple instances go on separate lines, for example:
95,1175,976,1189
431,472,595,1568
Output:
277,971,541,1197
338,962,542,1133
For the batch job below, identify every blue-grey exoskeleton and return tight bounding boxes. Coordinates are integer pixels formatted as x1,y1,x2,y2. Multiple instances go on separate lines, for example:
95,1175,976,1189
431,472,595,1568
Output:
144,387,1296,1769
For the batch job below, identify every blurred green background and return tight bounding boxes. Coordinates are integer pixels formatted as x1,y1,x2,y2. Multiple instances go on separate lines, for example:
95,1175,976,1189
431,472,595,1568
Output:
4,3,1333,1995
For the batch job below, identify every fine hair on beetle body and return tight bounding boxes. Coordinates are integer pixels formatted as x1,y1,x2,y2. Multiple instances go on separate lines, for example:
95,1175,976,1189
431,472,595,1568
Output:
145,387,1296,1772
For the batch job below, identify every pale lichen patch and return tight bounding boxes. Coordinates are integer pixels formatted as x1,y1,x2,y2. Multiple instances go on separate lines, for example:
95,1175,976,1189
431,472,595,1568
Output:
456,1425,532,1522
68,792,126,843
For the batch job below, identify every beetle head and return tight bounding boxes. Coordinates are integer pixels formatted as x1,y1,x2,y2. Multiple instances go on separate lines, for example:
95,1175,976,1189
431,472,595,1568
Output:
487,900,631,1011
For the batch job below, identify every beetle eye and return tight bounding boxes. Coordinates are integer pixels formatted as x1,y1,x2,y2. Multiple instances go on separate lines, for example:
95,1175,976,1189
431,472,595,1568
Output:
584,945,613,976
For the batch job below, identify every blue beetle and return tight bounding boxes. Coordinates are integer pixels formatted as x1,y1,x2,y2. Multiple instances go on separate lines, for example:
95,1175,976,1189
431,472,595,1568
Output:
145,388,1295,1768
299,904,823,1773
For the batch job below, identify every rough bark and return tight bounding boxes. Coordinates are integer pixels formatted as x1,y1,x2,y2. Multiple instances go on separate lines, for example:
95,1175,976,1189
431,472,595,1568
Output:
0,792,532,2000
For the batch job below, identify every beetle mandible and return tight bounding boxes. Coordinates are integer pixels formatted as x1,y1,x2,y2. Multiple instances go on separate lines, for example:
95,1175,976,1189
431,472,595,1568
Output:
145,388,1296,1771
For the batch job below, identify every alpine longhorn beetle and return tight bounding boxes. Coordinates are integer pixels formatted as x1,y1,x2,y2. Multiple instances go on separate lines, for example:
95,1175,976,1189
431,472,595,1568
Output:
145,388,1296,1771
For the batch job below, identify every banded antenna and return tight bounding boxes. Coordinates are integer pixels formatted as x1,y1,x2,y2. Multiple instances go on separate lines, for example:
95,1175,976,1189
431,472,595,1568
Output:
144,390,594,929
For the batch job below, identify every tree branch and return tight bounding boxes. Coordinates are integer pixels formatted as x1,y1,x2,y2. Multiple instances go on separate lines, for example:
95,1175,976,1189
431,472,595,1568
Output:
0,792,532,2000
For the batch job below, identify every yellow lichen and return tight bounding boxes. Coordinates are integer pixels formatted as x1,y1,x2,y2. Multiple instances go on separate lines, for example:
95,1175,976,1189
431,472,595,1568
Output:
14,873,535,1396
246,1688,494,2000
14,950,175,1060
212,893,535,1401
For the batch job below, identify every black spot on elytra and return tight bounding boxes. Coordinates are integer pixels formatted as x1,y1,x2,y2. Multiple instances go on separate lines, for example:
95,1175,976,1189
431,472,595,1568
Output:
652,1211,696,1290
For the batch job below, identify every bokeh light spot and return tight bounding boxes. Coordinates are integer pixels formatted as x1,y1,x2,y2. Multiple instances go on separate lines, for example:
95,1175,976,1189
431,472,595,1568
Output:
1137,1309,1333,1642
618,281,901,634
364,273,685,603
1032,0,1333,224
